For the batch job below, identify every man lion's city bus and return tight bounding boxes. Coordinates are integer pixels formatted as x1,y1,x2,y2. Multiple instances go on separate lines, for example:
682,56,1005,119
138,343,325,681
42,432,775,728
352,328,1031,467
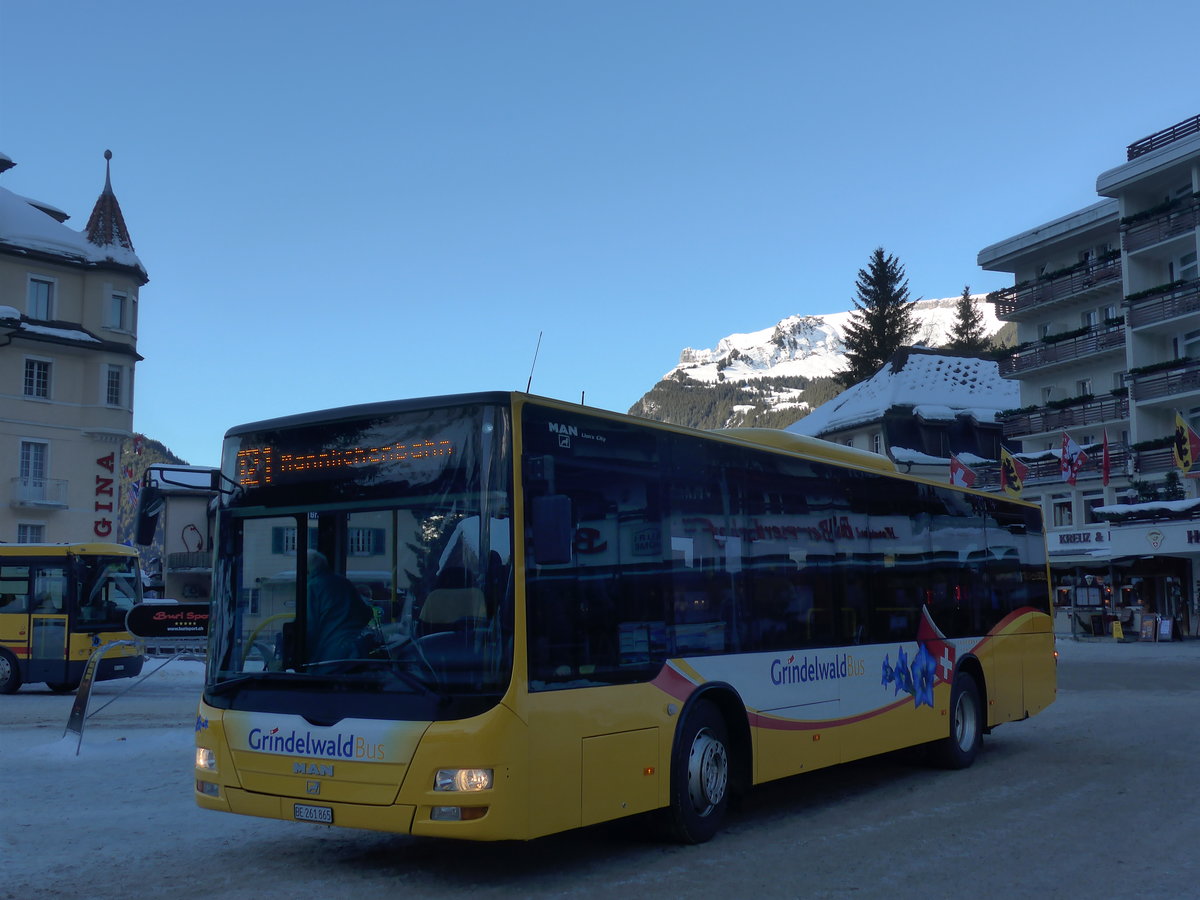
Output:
193,392,1056,843
0,542,144,693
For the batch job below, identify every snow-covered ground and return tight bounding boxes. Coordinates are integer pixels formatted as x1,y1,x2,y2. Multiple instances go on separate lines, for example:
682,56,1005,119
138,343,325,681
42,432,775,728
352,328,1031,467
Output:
4,639,1199,897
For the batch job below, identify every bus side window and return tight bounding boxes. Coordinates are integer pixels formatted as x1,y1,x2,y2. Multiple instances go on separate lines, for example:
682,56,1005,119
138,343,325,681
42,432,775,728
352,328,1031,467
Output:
0,565,30,612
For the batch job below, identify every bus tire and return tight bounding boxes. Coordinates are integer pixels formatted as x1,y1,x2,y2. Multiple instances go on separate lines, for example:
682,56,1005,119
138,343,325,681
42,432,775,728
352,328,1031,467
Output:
0,648,22,694
931,671,982,769
46,680,80,693
664,699,731,844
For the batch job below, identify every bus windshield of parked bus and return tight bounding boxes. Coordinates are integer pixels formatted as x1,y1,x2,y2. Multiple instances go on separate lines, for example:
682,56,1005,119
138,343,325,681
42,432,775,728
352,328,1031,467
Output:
207,401,514,720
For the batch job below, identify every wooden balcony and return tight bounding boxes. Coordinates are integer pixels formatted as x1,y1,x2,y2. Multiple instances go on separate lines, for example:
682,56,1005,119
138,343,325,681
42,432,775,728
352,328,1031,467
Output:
989,258,1121,320
1129,359,1200,403
1123,198,1199,254
1002,395,1129,440
971,442,1130,490
1126,278,1200,329
999,325,1125,377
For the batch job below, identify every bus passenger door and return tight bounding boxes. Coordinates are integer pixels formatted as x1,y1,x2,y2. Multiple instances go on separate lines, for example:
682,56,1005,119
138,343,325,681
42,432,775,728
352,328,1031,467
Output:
26,564,71,686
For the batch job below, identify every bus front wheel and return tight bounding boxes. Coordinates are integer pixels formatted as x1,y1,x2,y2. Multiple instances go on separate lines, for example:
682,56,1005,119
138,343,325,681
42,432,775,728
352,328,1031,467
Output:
932,671,982,769
0,649,22,694
664,699,731,843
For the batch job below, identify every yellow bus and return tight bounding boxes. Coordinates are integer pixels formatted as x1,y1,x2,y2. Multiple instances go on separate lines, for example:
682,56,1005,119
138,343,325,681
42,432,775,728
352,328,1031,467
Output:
0,542,145,693
192,393,1056,842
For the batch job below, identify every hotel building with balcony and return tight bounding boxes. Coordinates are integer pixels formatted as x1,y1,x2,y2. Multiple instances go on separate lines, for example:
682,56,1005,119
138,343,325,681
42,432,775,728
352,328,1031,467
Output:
978,114,1200,637
0,151,147,544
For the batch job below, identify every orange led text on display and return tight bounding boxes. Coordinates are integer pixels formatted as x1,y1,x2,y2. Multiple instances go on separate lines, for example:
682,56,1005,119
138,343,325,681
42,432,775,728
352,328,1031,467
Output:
236,440,454,486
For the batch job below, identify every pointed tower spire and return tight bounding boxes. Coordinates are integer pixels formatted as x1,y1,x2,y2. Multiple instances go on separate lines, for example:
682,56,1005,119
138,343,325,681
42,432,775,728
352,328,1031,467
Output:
85,149,136,252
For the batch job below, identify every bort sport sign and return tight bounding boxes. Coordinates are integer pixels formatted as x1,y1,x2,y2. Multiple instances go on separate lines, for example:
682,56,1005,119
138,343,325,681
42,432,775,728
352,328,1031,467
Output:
125,602,210,639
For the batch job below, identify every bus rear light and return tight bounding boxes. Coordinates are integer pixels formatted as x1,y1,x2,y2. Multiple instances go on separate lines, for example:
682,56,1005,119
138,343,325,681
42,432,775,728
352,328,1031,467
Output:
431,806,488,822
434,768,492,792
196,779,220,798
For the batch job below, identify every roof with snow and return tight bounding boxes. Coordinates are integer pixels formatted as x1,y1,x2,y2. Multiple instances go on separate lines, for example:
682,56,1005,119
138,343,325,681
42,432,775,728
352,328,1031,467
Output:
0,150,146,279
786,346,1019,438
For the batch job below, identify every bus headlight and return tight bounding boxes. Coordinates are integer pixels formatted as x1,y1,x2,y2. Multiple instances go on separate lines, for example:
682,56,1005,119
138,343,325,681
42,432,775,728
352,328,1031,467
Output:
195,747,217,771
434,768,492,792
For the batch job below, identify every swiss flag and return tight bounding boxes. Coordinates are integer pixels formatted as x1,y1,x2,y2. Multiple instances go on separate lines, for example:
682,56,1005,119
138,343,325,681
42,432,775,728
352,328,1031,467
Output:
949,454,977,488
917,607,957,685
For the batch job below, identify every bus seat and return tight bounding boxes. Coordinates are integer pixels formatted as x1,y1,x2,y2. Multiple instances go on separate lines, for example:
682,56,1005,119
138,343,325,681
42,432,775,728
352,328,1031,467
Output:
419,587,486,632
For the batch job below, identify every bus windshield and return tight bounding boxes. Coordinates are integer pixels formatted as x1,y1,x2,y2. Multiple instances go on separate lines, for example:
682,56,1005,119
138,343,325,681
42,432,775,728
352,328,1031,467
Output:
206,401,514,720
79,556,141,629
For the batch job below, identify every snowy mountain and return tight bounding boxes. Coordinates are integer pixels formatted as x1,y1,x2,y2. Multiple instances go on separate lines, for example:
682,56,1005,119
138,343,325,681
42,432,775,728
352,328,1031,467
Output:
629,296,1007,430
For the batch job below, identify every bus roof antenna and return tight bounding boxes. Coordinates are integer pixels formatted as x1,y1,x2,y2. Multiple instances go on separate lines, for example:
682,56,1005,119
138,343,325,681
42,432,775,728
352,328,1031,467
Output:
525,331,543,393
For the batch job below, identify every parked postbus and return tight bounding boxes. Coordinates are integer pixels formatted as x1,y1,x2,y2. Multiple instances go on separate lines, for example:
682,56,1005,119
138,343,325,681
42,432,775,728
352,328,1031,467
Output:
0,542,145,693
192,393,1056,842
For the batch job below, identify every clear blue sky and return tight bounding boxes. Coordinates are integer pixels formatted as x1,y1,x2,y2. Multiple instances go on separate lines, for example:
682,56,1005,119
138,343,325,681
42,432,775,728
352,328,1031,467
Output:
2,0,1196,466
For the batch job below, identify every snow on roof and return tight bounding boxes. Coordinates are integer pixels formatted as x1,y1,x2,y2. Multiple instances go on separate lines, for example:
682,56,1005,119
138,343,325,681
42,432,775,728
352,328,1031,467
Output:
19,322,101,343
787,348,1018,438
0,185,145,274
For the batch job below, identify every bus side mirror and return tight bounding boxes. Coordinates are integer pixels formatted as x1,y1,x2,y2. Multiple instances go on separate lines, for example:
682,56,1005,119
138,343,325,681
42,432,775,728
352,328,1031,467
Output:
135,485,166,546
531,494,573,565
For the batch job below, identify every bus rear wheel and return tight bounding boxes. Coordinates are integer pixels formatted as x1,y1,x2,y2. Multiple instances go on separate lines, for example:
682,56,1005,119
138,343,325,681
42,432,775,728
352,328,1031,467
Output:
46,680,80,693
932,671,982,769
0,649,22,694
664,699,731,844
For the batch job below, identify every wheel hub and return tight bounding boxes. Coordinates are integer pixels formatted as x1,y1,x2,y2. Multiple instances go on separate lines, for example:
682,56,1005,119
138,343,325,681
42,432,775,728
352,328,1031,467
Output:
687,728,729,815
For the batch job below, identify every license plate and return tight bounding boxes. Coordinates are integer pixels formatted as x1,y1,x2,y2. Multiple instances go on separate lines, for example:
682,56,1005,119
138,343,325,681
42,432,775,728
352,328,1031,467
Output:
294,803,333,824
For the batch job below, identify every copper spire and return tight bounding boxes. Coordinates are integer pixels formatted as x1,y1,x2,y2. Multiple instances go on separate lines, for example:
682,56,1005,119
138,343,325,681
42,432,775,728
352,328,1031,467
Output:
85,149,135,251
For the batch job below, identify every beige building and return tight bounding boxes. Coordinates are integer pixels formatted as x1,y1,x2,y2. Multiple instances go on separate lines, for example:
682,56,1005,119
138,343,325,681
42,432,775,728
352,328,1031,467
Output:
978,113,1200,637
0,151,147,544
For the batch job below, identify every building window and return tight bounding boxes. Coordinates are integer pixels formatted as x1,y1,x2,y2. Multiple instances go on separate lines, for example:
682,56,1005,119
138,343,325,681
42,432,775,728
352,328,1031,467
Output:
1082,494,1107,524
1051,495,1073,527
19,440,49,500
28,277,54,319
348,528,385,557
843,438,854,448
1076,378,1093,397
23,359,51,399
1081,309,1098,329
105,292,129,331
872,433,882,455
17,523,45,543
1174,251,1199,284
104,365,130,407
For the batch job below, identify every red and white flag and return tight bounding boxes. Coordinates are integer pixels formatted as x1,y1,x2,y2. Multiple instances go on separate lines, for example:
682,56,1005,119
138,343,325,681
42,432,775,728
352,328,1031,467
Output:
1061,432,1088,485
949,454,977,488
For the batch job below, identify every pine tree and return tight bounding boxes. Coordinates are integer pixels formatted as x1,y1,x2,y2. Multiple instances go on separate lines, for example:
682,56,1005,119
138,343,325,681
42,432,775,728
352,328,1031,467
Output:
837,247,919,386
946,284,990,353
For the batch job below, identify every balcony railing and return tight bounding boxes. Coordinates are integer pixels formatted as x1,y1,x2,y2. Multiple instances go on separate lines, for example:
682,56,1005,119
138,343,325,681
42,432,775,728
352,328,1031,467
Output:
989,258,1121,319
1129,359,1200,403
1001,395,1129,439
1133,447,1178,474
1123,198,1199,254
971,442,1130,491
999,325,1125,377
1127,115,1200,160
167,551,213,571
10,477,69,507
1126,278,1200,329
